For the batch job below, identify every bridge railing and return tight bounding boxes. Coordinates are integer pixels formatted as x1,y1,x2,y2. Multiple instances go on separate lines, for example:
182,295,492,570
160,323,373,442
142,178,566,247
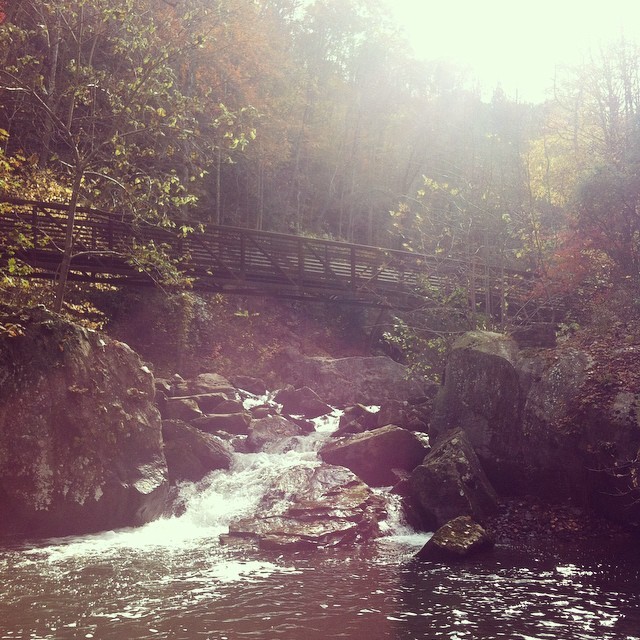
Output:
0,197,548,317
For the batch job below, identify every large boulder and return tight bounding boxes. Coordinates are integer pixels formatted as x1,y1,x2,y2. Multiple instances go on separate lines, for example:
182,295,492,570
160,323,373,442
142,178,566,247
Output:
162,419,233,483
407,429,498,529
247,415,306,453
522,350,640,521
273,386,332,419
278,349,427,406
430,331,523,486
0,307,169,536
430,330,640,527
415,516,494,561
225,464,385,550
319,425,430,487
174,373,236,398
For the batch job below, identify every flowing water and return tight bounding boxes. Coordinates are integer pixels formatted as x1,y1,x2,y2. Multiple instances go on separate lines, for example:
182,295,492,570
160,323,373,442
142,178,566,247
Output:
1,400,640,640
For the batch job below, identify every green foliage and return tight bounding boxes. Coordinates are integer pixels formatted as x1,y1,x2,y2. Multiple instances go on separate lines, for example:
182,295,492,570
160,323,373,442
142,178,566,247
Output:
1,0,640,346
382,317,449,382
127,240,194,289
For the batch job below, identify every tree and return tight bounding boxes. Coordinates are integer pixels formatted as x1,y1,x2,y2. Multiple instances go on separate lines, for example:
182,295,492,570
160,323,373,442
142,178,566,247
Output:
544,38,640,290
0,0,220,309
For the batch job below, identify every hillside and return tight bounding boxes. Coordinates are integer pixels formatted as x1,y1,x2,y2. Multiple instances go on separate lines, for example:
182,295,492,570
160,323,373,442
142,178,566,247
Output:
101,292,375,385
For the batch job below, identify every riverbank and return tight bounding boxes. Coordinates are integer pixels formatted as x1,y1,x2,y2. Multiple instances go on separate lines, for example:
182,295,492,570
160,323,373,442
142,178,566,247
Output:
486,496,636,554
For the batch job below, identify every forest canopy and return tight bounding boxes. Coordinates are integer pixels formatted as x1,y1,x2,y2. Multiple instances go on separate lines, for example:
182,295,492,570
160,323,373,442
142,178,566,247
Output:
1,0,639,317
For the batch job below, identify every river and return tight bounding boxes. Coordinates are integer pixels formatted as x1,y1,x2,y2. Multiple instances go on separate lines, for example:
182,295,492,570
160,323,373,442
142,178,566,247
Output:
1,399,639,640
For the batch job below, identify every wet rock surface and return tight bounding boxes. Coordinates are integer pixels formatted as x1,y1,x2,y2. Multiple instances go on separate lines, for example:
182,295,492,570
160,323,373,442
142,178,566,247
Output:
416,515,494,561
162,419,232,483
247,415,306,453
225,464,385,550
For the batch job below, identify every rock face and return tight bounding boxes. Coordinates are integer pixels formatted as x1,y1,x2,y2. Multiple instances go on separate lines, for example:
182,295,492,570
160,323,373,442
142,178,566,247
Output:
407,429,498,529
431,330,640,526
279,350,426,406
320,425,430,487
416,516,494,561
225,464,385,550
0,308,168,536
430,331,523,485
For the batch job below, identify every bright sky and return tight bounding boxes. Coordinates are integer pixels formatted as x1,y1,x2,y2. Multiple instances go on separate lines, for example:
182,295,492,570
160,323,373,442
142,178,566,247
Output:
389,0,640,102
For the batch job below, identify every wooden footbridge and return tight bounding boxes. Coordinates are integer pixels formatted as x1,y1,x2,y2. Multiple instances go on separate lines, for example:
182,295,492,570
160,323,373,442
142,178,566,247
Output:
0,197,548,318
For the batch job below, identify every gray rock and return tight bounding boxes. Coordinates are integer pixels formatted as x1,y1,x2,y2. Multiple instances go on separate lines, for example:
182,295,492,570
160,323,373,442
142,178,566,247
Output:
278,351,427,406
432,331,640,526
232,375,268,396
195,392,229,413
430,331,523,460
174,372,236,397
320,425,430,487
162,419,232,483
0,308,168,536
416,516,494,561
226,464,385,550
191,413,251,435
161,397,203,421
274,386,332,418
376,400,408,429
335,404,379,437
250,405,274,419
247,415,305,453
207,398,244,415
408,429,498,529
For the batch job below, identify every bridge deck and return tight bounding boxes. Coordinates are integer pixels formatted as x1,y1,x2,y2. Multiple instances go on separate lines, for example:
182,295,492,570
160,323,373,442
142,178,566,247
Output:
0,197,545,317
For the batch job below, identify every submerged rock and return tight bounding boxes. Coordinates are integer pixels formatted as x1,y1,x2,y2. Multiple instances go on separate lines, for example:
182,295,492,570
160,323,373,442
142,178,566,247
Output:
319,425,430,487
0,307,168,536
416,516,494,561
225,464,385,550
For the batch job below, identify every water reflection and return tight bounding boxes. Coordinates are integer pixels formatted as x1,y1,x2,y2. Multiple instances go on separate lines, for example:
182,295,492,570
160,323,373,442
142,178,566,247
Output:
396,548,640,640
1,536,640,639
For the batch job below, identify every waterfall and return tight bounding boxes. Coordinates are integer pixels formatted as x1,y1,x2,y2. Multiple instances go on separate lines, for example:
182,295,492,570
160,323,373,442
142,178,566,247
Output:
26,392,426,563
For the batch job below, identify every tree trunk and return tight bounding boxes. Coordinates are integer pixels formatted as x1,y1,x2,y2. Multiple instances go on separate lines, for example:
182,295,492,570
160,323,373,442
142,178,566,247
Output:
54,168,84,313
